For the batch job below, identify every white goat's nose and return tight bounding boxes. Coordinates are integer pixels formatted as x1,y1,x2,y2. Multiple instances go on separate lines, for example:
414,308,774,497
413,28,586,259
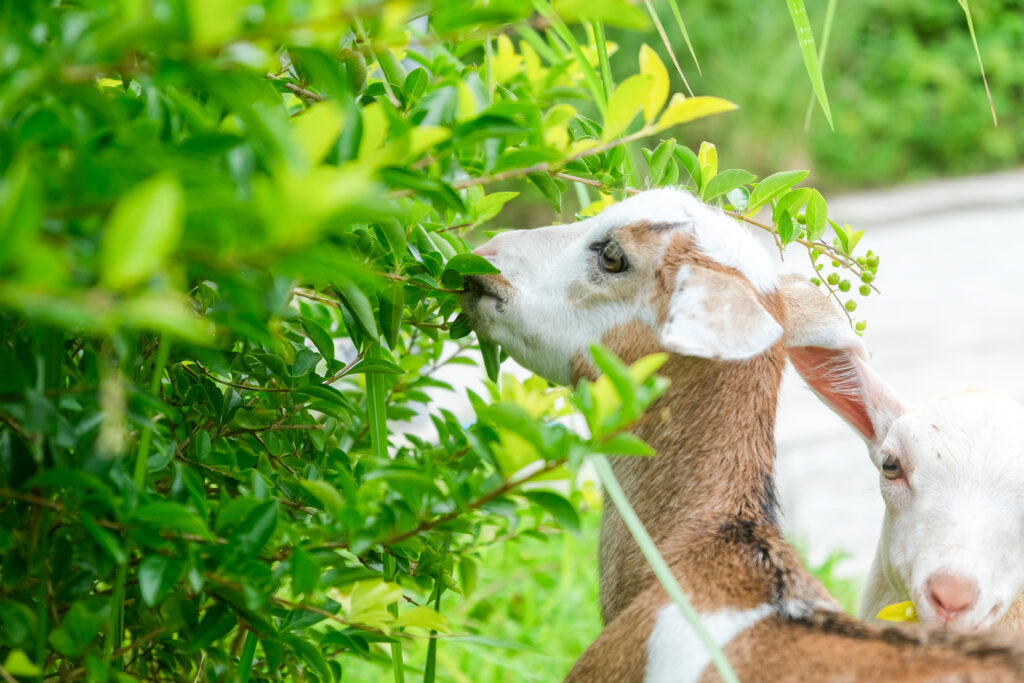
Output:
926,572,979,623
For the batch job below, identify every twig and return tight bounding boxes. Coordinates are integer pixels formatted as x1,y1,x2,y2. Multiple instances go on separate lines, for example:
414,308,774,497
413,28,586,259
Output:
376,459,565,547
264,73,325,102
219,423,324,439
186,362,292,393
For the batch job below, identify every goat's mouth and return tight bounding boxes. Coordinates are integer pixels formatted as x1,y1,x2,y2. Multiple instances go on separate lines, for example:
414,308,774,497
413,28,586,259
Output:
463,275,506,304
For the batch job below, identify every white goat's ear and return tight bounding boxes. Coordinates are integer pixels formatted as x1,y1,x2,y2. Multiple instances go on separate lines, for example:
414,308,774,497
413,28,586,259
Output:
659,265,783,361
781,274,906,444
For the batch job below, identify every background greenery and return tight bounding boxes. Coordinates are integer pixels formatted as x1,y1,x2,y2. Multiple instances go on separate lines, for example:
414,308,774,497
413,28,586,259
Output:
0,0,1013,681
620,0,1023,189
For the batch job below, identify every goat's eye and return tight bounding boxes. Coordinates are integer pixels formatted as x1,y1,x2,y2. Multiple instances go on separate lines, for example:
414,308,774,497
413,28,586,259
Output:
881,457,905,480
599,243,627,273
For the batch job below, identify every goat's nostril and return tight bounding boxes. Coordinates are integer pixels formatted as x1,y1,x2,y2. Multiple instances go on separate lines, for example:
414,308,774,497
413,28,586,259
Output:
926,572,980,620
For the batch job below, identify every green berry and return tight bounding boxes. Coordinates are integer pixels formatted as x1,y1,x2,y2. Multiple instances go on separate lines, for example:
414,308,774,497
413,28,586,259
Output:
826,273,840,286
831,260,840,267
845,300,857,312
859,284,871,296
856,320,867,331
861,272,875,283
810,277,822,286
838,280,851,292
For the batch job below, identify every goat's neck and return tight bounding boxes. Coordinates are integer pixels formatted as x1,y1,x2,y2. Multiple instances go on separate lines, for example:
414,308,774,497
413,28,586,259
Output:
620,350,784,534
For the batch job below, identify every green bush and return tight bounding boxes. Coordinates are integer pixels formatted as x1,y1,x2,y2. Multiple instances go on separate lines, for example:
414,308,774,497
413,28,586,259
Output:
0,1,877,680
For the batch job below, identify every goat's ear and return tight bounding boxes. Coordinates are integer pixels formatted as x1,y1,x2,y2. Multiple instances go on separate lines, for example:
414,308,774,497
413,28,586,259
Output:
659,265,783,361
781,274,906,444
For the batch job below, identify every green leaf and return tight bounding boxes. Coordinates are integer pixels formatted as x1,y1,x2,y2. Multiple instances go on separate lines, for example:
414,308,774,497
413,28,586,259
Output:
600,432,655,456
656,94,737,131
230,500,279,557
804,189,828,241
377,284,404,351
521,490,581,536
345,358,404,376
527,172,563,212
647,138,676,187
301,317,335,364
745,170,809,216
601,74,653,142
444,252,501,276
673,144,701,188
392,605,452,633
134,502,212,540
293,101,346,165
2,649,42,676
300,479,344,517
334,277,379,340
100,173,184,290
697,141,717,187
292,547,320,595
638,45,669,122
777,210,797,245
475,191,519,224
786,0,833,129
138,554,184,607
480,340,502,383
701,169,756,202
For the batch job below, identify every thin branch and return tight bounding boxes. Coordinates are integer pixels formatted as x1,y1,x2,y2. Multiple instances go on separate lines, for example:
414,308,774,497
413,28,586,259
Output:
264,73,325,102
186,362,292,393
375,459,565,547
219,423,324,439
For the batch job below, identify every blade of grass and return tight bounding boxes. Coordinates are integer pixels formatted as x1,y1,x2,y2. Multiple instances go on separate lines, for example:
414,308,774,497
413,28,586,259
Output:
237,630,258,683
423,534,451,683
366,343,404,683
515,21,559,65
531,0,608,116
591,455,739,683
484,33,495,102
957,0,997,126
591,21,613,100
665,0,701,75
803,0,836,130
786,0,833,130
643,0,693,96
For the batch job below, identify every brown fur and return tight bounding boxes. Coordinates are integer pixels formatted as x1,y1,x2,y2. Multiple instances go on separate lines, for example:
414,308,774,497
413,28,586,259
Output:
569,232,1024,680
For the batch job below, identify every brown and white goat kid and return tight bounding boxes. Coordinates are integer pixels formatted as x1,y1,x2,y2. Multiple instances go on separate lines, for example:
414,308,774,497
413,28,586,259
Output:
783,276,1024,633
463,189,1024,681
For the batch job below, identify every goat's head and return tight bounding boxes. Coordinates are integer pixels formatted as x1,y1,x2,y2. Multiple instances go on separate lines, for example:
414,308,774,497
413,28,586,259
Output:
462,188,782,385
783,275,1024,631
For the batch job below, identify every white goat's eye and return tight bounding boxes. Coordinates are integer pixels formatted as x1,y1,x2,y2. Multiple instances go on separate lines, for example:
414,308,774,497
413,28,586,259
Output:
881,457,905,481
598,242,627,273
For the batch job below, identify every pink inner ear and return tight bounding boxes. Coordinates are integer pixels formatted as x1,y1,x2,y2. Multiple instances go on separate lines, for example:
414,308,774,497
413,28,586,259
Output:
787,346,876,441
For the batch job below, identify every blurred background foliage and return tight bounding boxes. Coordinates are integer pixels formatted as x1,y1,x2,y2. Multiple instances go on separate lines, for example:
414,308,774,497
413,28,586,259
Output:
619,0,1023,189
0,0,1016,680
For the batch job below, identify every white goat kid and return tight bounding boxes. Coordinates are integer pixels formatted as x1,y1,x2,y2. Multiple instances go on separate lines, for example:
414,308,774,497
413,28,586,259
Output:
783,275,1024,632
465,188,1024,681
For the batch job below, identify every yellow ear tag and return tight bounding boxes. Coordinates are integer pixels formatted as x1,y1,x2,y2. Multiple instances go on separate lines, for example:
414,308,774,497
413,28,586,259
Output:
876,601,918,622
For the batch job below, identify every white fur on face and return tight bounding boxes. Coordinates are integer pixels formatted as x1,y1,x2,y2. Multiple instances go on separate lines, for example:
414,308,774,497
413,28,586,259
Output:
876,391,1024,629
464,189,779,384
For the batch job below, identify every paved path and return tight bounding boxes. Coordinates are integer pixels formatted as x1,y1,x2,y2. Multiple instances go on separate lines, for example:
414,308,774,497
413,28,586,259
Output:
774,168,1024,584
